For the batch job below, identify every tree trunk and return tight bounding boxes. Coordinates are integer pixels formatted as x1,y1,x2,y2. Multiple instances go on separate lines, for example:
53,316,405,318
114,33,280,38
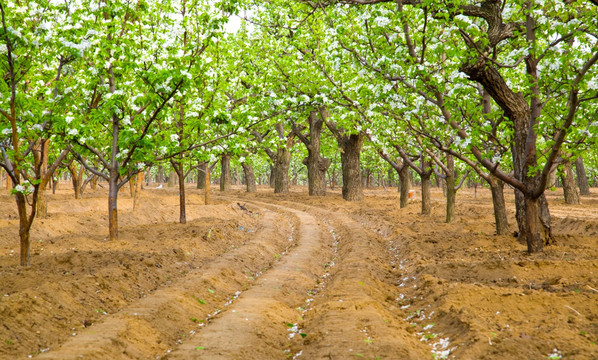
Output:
274,147,291,193
157,165,164,184
204,167,211,205
269,165,275,188
445,156,456,223
339,134,364,201
421,172,432,215
197,163,206,189
488,176,509,235
36,140,50,218
68,162,83,199
133,172,143,211
168,171,176,188
108,170,119,241
16,194,32,266
398,164,410,209
561,158,580,204
176,162,186,224
241,162,257,193
129,176,135,197
303,110,330,196
220,154,232,192
575,157,590,195
90,175,97,190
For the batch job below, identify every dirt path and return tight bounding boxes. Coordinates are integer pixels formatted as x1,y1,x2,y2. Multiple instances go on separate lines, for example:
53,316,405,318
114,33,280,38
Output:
279,202,430,360
164,203,334,359
36,207,295,360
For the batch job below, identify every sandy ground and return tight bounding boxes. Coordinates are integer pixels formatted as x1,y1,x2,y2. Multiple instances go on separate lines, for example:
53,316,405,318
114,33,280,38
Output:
0,182,597,359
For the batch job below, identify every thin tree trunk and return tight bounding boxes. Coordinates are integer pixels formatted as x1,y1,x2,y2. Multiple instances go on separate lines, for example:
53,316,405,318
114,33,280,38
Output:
399,164,410,209
421,172,431,215
204,167,211,205
575,157,590,195
176,161,186,224
108,170,119,241
445,156,456,223
488,176,509,235
241,162,257,193
133,172,143,211
220,154,232,192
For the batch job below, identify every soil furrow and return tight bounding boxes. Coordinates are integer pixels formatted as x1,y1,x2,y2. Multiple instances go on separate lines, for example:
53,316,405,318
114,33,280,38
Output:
164,204,334,360
36,207,294,360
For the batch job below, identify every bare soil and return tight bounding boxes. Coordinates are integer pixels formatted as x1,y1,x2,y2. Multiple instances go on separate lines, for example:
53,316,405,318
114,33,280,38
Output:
1,183,597,359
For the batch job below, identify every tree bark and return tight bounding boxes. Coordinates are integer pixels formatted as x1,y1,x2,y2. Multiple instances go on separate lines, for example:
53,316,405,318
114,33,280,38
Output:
241,162,257,193
133,172,143,211
168,171,176,188
197,163,206,189
108,168,119,241
399,164,410,209
339,134,364,201
421,172,432,215
574,157,590,195
488,176,509,235
204,167,211,205
445,155,456,223
274,147,291,193
561,158,580,205
176,161,186,224
304,110,331,196
220,154,232,192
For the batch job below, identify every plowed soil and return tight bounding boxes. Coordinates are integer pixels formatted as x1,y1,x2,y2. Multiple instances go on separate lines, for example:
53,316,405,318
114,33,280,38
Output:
1,183,597,360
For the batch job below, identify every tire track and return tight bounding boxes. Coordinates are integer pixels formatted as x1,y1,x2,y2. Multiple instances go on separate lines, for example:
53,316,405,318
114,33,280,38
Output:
164,203,334,360
36,206,294,360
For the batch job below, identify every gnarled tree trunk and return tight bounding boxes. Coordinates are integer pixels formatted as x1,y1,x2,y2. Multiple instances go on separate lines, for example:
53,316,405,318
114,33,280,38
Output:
241,162,257,193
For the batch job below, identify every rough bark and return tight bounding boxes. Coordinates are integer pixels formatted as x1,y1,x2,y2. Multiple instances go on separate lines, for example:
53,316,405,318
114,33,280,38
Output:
220,154,232,192
299,109,331,196
339,134,364,201
274,147,291,193
561,158,580,205
197,163,206,189
488,176,509,235
574,157,590,195
241,162,257,193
